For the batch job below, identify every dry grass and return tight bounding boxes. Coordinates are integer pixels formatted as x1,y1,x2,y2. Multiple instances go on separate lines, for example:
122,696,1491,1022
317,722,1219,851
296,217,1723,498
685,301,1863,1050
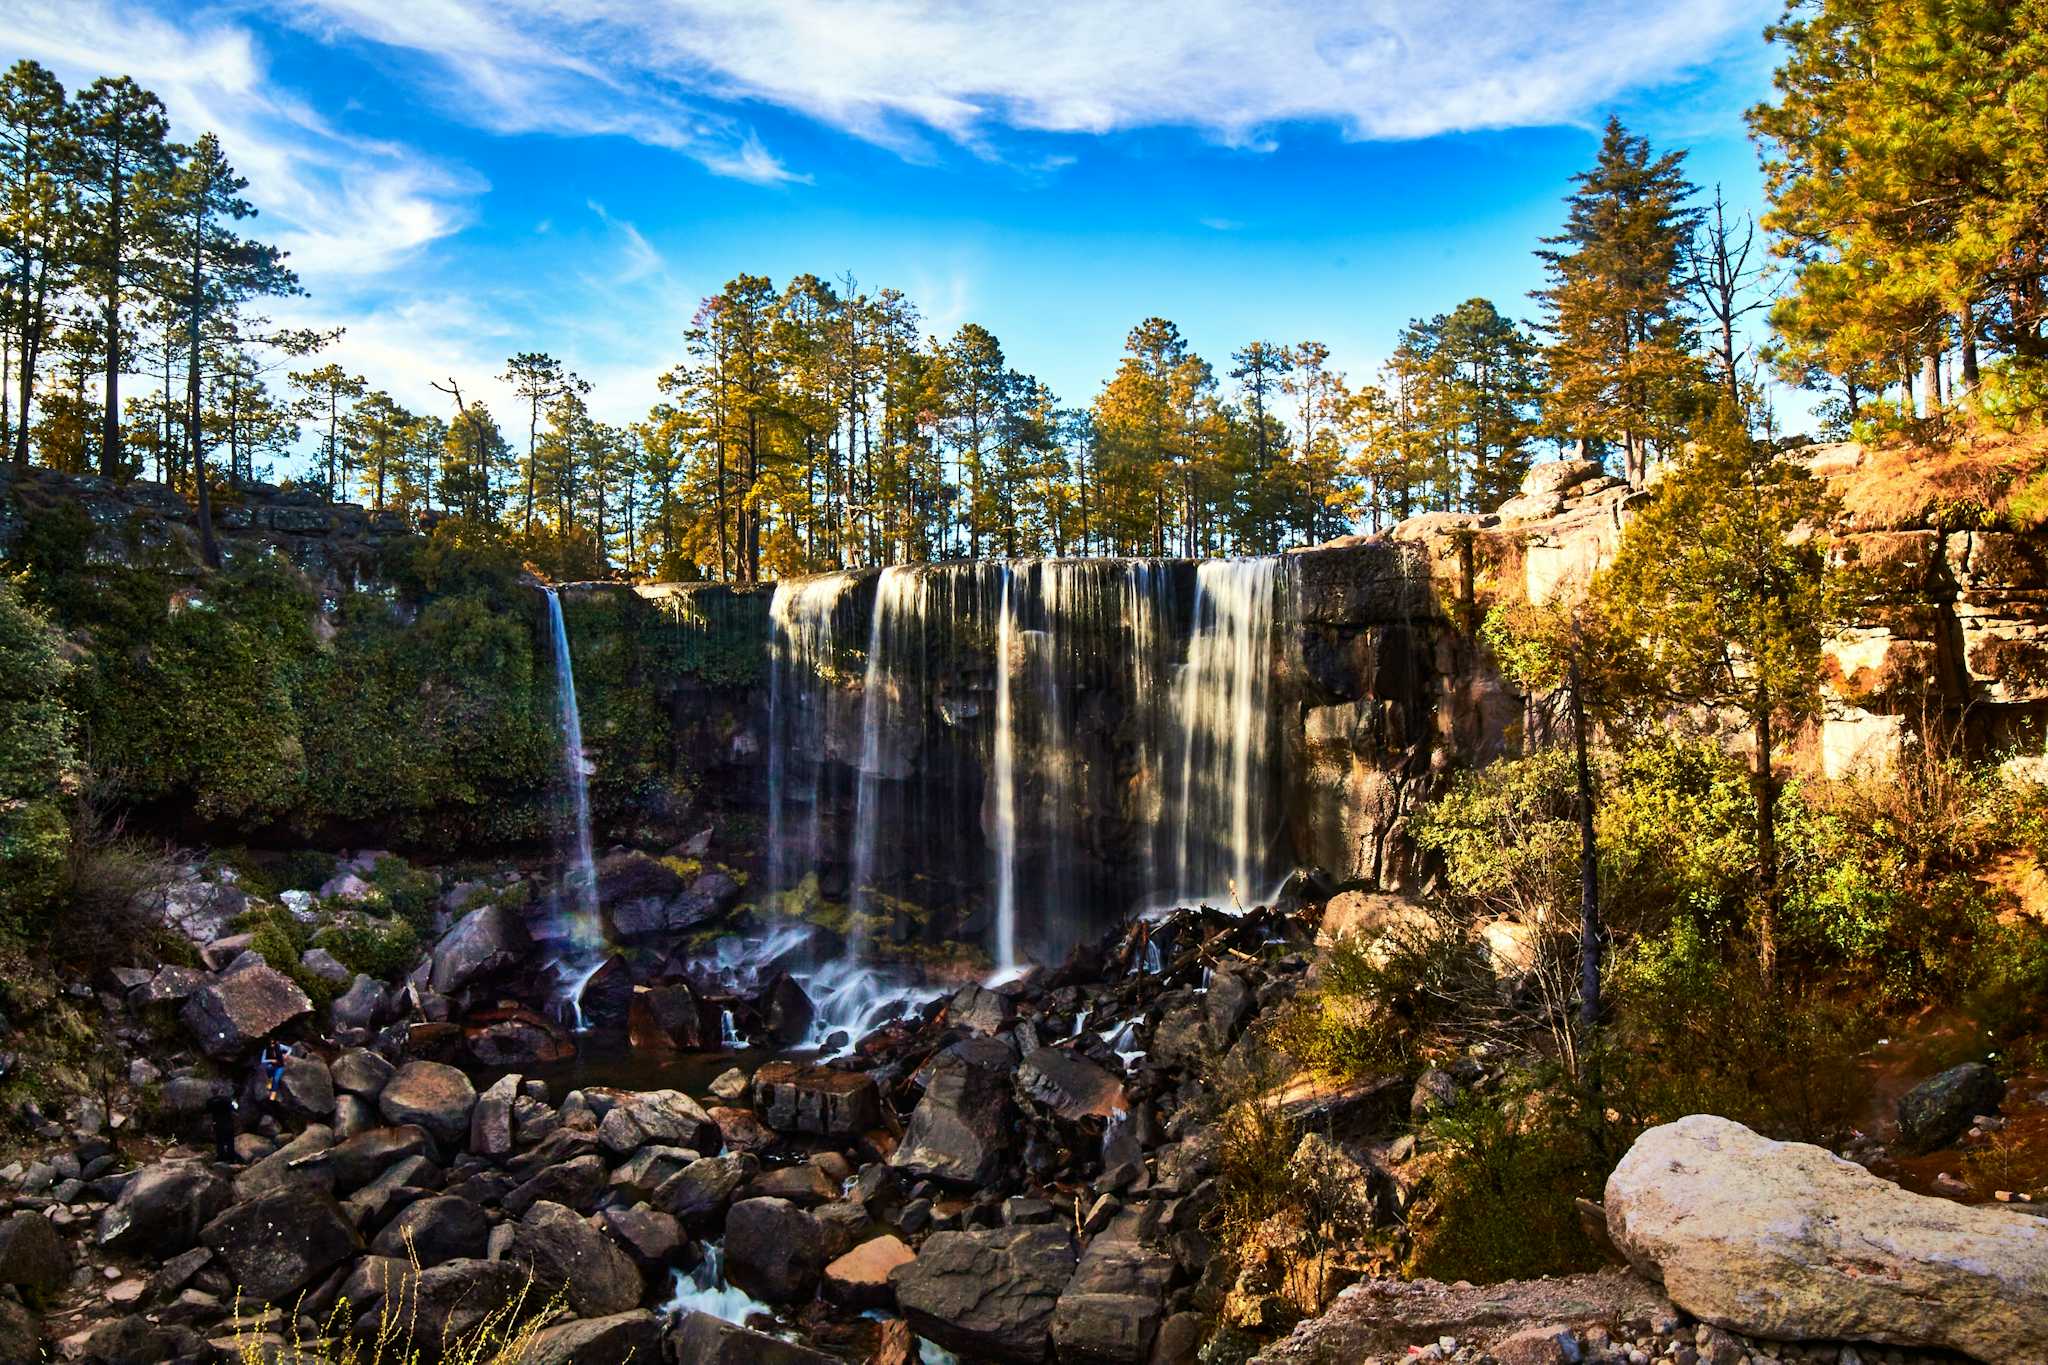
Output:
1812,422,2048,531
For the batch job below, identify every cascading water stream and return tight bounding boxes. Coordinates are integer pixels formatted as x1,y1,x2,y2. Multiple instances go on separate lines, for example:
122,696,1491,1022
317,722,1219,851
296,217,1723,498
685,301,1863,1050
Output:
542,588,604,1021
990,565,1021,974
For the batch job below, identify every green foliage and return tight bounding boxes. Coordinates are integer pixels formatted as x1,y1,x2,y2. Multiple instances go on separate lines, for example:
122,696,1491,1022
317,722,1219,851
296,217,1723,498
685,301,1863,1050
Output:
1410,1088,1605,1283
0,575,74,938
313,913,422,981
362,857,440,935
273,850,338,895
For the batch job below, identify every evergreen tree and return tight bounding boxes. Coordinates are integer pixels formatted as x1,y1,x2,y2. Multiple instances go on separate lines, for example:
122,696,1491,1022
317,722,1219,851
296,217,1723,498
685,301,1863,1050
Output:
1535,117,1702,486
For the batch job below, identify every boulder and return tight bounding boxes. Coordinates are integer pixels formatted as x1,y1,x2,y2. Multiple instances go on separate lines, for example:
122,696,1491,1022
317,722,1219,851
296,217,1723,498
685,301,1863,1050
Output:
268,1053,336,1121
301,947,353,984
1521,458,1605,498
671,1310,837,1364
752,1061,882,1137
628,982,707,1050
180,963,313,1057
890,1038,1017,1185
609,1146,697,1203
97,1161,232,1256
370,1194,489,1266
595,1088,719,1155
408,1258,534,1345
378,1061,476,1147
651,1153,757,1231
709,1105,777,1153
133,964,207,1007
1896,1062,2006,1156
312,1125,433,1194
470,1072,520,1158
601,1205,684,1275
507,1200,643,1317
202,1187,360,1303
1051,1236,1175,1362
332,974,389,1031
892,1225,1076,1363
823,1233,914,1309
430,903,531,994
525,1310,664,1365
330,1047,394,1099
233,1123,335,1201
78,1315,209,1363
467,1017,569,1068
1605,1114,2048,1361
1016,1047,1127,1121
0,1211,66,1295
504,1154,607,1216
948,982,1015,1035
759,972,815,1045
724,1196,827,1303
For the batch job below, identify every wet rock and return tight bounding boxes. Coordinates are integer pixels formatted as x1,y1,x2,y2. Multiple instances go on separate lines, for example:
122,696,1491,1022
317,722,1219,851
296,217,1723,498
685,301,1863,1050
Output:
891,1224,1076,1363
671,1309,838,1364
725,1196,828,1303
180,963,313,1058
370,1194,489,1266
1896,1062,2006,1156
651,1153,758,1231
202,1187,360,1303
0,1210,66,1295
628,982,707,1050
596,1088,720,1156
823,1233,914,1310
377,1061,476,1147
891,1038,1018,1185
760,972,816,1046
949,982,1016,1035
467,1016,568,1068
508,1200,643,1317
525,1309,663,1365
430,903,531,994
709,1105,777,1153
752,1061,882,1137
1016,1047,1128,1121
1606,1113,2048,1360
97,1161,232,1256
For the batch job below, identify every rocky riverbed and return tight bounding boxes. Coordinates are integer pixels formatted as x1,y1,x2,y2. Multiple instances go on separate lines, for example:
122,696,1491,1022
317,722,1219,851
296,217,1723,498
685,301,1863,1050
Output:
0,850,2041,1364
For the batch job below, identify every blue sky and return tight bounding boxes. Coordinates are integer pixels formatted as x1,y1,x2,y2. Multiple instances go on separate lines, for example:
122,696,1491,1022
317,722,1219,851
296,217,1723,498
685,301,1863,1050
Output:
5,1,1790,465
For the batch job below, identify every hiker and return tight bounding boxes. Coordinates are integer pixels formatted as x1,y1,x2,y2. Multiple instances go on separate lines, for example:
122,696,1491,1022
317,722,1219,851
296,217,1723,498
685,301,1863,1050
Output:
206,1092,238,1163
258,1039,292,1104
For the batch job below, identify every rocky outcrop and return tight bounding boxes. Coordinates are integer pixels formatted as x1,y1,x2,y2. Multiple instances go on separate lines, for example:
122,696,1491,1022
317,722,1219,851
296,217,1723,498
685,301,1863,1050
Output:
1895,1062,2005,1156
179,963,313,1058
1605,1114,2048,1361
891,1225,1078,1363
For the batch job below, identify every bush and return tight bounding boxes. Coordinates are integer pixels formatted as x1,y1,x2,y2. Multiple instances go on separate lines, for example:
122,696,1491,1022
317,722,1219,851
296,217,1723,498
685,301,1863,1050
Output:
364,857,440,935
0,576,74,938
1408,1087,1605,1283
313,914,422,981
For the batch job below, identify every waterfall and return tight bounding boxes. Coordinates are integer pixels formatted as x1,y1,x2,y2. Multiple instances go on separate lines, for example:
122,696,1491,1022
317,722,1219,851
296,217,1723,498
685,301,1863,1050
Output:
543,587,602,999
990,566,1020,973
765,574,853,914
848,565,915,934
1170,558,1282,908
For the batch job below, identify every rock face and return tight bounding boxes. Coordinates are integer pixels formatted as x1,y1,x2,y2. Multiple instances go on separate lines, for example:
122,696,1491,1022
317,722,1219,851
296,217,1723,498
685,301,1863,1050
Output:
1605,1114,2048,1361
1895,1062,2005,1156
891,1225,1076,1363
180,963,313,1057
430,903,531,994
377,1061,476,1147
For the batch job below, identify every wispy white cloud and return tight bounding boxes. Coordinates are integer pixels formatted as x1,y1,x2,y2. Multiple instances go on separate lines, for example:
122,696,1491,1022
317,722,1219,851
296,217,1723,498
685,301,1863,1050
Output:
283,0,1776,160
0,1,480,291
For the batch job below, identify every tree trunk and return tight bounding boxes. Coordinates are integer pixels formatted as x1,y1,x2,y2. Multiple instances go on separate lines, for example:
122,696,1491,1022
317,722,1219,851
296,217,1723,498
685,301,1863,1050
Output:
101,155,125,478
1960,307,1980,389
187,235,219,569
1920,348,1942,416
1570,662,1601,1030
1753,701,1777,980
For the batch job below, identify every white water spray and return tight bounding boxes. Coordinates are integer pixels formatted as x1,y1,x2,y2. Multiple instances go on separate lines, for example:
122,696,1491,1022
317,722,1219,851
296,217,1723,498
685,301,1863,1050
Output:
544,587,603,1015
990,566,1020,973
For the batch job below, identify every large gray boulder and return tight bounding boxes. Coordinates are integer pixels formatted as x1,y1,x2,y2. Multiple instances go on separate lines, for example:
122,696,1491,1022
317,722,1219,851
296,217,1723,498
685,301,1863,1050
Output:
595,1087,719,1155
370,1194,489,1266
470,1071,521,1158
651,1153,757,1231
202,1186,361,1303
751,1060,881,1137
891,1224,1076,1363
330,1046,394,1100
97,1160,232,1256
890,1037,1018,1185
1896,1062,2005,1156
1606,1114,2048,1362
407,1258,534,1345
429,902,531,994
180,963,312,1057
1051,1235,1176,1362
332,973,389,1031
378,1060,476,1147
0,1211,66,1295
506,1199,643,1318
724,1196,826,1303
1016,1047,1127,1122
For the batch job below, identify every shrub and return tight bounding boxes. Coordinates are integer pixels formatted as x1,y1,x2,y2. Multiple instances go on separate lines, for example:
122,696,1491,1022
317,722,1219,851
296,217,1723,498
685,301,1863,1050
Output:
275,850,339,895
364,857,440,935
0,575,74,939
314,915,422,981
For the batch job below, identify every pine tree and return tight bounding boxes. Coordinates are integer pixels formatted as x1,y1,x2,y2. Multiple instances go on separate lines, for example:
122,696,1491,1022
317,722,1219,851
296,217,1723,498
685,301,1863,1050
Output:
1535,117,1702,486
